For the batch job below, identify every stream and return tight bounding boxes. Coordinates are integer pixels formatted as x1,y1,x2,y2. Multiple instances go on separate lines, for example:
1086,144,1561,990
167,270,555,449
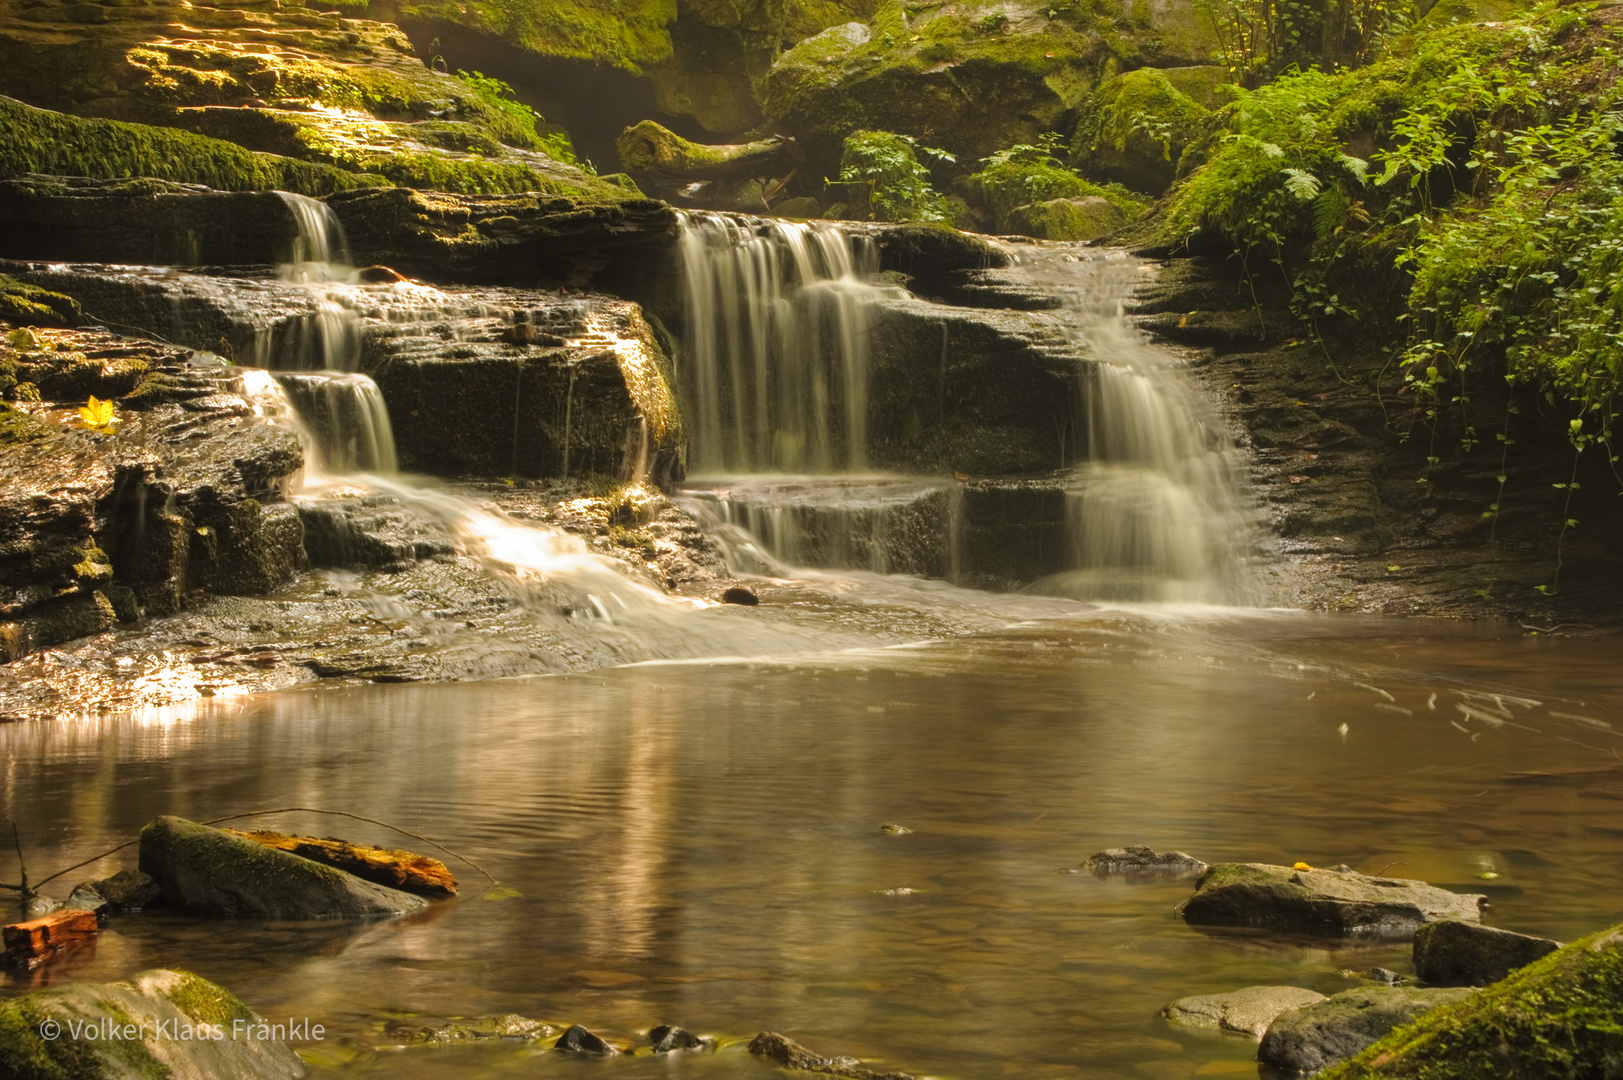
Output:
3,209,1621,1078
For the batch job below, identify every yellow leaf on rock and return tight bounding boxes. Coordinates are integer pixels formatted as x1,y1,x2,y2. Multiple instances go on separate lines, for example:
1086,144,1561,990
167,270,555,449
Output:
78,395,117,429
1292,861,1313,871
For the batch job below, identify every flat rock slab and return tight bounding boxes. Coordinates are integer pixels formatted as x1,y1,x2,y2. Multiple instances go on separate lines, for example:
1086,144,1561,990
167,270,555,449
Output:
1413,919,1562,986
0,967,304,1079
139,816,429,919
1178,863,1484,935
1259,985,1475,1074
1161,985,1326,1037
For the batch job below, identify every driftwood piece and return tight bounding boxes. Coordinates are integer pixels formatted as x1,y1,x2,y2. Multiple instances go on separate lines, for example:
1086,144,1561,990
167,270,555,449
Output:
223,829,458,896
617,120,800,183
3,908,100,968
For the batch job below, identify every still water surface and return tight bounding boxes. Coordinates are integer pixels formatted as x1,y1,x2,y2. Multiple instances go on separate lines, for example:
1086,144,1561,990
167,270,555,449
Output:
3,607,1621,1079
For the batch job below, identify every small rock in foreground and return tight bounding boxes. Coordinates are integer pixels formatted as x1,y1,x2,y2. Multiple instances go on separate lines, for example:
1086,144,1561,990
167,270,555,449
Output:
722,586,760,606
1161,985,1325,1038
1178,863,1483,935
1259,985,1474,1074
138,816,429,919
1412,918,1562,987
1083,844,1207,880
384,1014,555,1043
749,1031,917,1080
555,1023,617,1053
0,968,304,1079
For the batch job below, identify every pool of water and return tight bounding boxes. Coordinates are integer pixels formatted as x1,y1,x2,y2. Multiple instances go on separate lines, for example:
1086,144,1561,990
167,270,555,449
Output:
3,606,1621,1079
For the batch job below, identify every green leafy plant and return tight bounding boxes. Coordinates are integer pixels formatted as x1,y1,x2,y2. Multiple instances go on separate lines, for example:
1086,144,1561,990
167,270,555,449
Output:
454,69,592,172
970,133,1148,230
838,131,955,223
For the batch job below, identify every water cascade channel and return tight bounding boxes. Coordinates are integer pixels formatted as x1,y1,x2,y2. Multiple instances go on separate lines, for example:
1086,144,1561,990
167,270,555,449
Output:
673,215,1257,603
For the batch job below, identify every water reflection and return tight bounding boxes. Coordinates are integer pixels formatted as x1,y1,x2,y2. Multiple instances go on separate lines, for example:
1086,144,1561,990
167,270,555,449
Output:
1,613,1620,1079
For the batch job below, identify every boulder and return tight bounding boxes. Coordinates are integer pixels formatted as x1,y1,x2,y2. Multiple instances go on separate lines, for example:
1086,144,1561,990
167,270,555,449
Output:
138,815,429,919
1316,921,1623,1078
1412,919,1562,987
0,968,305,1079
1083,844,1207,880
1178,863,1484,935
1070,68,1218,195
1259,985,1475,1074
1005,197,1129,242
1162,985,1326,1037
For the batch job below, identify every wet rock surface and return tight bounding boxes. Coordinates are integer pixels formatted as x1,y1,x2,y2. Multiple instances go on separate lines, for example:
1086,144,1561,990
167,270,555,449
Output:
1161,985,1326,1037
648,1023,706,1052
1258,985,1475,1074
1412,918,1563,987
0,968,305,1079
138,815,429,919
554,1022,617,1053
384,1014,557,1043
1178,863,1484,935
65,868,162,914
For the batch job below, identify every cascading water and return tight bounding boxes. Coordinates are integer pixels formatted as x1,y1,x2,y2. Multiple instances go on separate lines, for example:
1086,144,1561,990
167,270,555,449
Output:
276,191,353,283
1007,247,1258,603
677,212,894,473
274,372,399,474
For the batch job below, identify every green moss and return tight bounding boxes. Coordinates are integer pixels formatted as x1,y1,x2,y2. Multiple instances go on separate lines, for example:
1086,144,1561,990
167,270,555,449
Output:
0,95,384,195
1071,67,1215,193
160,971,256,1031
0,276,81,328
397,0,677,73
967,135,1148,230
0,403,48,443
1005,195,1128,240
1319,923,1623,1078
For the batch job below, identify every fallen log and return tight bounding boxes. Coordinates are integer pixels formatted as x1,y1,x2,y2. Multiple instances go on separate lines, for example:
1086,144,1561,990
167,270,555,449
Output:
223,829,458,896
617,120,799,184
3,908,99,968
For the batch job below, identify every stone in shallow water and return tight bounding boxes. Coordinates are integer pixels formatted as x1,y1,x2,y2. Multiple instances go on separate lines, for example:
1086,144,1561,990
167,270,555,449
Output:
648,1023,706,1052
384,1014,554,1043
748,1031,917,1080
722,586,759,606
65,868,162,913
554,1023,617,1054
1412,919,1562,987
1258,985,1474,1074
1083,844,1207,880
1161,985,1325,1038
138,815,428,919
1177,863,1483,935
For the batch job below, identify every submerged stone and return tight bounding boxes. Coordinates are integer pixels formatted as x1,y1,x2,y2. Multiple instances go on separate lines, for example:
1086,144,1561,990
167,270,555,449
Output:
721,586,759,606
1161,985,1325,1038
385,1014,554,1043
65,868,162,914
1178,863,1484,935
138,816,429,919
1411,919,1562,987
0,968,305,1079
554,1023,617,1053
1259,985,1475,1074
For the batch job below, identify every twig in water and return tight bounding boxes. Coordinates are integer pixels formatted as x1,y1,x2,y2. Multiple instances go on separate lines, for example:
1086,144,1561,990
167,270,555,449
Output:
0,822,31,897
1371,861,1407,877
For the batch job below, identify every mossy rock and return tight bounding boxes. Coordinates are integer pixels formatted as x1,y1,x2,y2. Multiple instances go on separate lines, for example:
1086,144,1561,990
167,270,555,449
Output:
139,814,430,918
1005,195,1128,240
1318,921,1623,1078
964,151,1147,231
0,968,303,1080
1070,66,1216,194
0,94,382,194
0,275,81,328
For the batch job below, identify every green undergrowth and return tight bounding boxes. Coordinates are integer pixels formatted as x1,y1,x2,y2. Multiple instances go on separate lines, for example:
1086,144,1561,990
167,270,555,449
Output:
966,133,1149,230
0,95,382,195
1159,4,1623,451
838,130,956,223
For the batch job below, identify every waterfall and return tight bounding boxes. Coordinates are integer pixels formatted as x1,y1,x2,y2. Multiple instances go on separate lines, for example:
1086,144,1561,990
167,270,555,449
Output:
275,372,398,475
276,191,352,283
1011,247,1258,603
677,212,890,473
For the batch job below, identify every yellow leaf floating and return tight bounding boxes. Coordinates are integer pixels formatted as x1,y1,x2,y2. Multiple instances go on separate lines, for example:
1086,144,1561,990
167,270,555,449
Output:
1292,861,1313,871
78,395,117,430
481,883,523,902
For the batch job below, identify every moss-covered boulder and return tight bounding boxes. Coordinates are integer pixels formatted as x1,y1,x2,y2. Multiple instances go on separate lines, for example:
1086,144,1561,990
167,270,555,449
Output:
1070,66,1220,194
1005,195,1128,240
1178,863,1485,935
0,968,305,1080
1258,986,1475,1073
1317,922,1623,1078
139,815,429,918
0,274,80,328
761,0,1217,171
